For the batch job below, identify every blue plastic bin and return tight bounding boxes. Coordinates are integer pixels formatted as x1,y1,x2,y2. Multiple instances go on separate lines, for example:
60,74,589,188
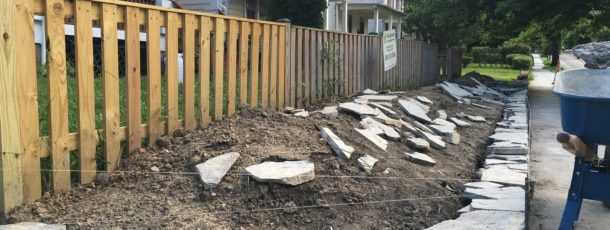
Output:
553,69,610,145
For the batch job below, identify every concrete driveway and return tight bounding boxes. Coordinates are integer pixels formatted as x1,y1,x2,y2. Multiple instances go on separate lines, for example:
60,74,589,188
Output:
528,54,610,229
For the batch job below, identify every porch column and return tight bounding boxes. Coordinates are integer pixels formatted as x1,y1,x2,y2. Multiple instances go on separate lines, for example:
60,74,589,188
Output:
397,18,402,39
374,6,379,34
389,15,393,30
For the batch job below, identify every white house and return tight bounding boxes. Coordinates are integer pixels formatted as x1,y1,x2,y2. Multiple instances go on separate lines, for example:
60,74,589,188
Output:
324,0,405,37
175,0,261,19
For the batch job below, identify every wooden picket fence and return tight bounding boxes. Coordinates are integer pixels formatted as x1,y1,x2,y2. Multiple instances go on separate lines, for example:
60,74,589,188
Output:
0,0,442,213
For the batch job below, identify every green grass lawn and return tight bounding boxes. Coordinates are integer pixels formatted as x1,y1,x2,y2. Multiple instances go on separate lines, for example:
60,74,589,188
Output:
462,63,522,81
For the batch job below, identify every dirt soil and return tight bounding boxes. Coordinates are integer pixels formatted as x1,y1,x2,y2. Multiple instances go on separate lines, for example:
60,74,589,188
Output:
7,86,502,229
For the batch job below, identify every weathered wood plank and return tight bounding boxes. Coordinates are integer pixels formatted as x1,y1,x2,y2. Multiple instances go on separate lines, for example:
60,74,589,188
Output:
249,23,260,107
260,24,270,108
227,20,238,115
213,18,225,118
322,32,328,98
303,29,310,106
269,25,279,109
278,26,287,109
296,28,303,108
126,6,141,154
199,16,212,125
166,12,180,132
75,0,96,184
183,14,196,129
45,0,71,192
146,9,162,143
238,21,250,105
101,3,120,171
289,28,296,107
16,0,42,202
1,0,24,212
315,31,322,102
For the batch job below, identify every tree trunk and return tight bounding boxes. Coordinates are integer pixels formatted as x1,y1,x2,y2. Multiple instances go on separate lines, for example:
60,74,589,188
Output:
549,32,561,67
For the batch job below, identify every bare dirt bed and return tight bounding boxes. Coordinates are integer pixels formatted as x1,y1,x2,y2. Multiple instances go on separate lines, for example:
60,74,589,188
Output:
8,86,502,229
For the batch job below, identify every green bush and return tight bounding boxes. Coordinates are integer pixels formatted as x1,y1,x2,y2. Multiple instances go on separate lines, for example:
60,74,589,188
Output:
511,56,533,70
471,46,503,65
501,43,531,57
462,56,473,68
505,53,532,65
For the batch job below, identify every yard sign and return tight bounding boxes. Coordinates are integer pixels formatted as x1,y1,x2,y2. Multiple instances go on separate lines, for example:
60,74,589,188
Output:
383,29,397,71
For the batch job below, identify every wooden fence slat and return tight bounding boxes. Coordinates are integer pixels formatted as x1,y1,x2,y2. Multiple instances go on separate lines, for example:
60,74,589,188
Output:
260,24,270,108
199,16,212,125
1,0,24,211
166,12,180,132
269,25,279,109
227,20,238,115
249,24,260,107
183,14,196,129
17,0,42,201
309,31,316,102
126,6,141,154
289,28,296,107
238,21,250,105
329,33,336,97
213,18,225,118
295,28,303,107
278,26,286,109
45,0,71,192
101,3,120,171
303,30,310,106
343,34,348,95
315,31,322,101
322,32,328,98
75,0,96,184
146,9,162,143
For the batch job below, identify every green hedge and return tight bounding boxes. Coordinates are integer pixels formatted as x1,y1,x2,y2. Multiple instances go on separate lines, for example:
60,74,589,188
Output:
511,56,533,70
471,47,503,65
500,43,532,57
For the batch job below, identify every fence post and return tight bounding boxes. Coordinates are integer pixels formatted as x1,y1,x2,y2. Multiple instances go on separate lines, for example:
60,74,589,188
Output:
0,0,24,214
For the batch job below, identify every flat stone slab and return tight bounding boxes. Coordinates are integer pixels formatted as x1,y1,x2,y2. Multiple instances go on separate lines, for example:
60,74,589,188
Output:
406,137,430,151
463,186,524,200
439,81,473,100
406,152,436,166
338,102,379,116
416,95,433,105
489,132,528,145
466,115,486,122
358,154,378,173
436,110,447,120
355,128,388,151
464,181,503,189
412,119,435,134
471,198,525,212
373,111,403,129
362,89,378,95
426,210,525,230
444,132,461,145
319,106,338,117
429,124,456,135
399,100,432,123
357,95,398,102
416,129,446,150
449,117,471,127
361,117,401,141
407,98,431,112
369,103,398,116
245,160,315,186
487,141,528,155
294,111,309,117
432,118,457,129
480,165,527,186
0,222,66,230
486,154,528,163
320,127,355,159
196,152,240,189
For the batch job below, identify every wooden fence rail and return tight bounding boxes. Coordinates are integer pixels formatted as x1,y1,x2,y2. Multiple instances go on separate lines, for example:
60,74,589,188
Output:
0,0,443,213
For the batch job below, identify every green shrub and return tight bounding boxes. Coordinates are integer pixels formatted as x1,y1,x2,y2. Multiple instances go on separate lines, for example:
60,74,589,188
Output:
471,47,503,65
462,56,473,68
501,43,531,57
505,53,532,65
511,56,533,70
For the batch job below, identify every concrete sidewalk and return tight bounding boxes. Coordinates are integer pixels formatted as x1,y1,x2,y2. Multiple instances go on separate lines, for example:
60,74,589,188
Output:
528,54,610,229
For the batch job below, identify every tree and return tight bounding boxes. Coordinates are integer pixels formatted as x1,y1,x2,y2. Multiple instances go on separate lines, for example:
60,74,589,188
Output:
263,0,327,28
403,0,487,48
494,0,610,66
